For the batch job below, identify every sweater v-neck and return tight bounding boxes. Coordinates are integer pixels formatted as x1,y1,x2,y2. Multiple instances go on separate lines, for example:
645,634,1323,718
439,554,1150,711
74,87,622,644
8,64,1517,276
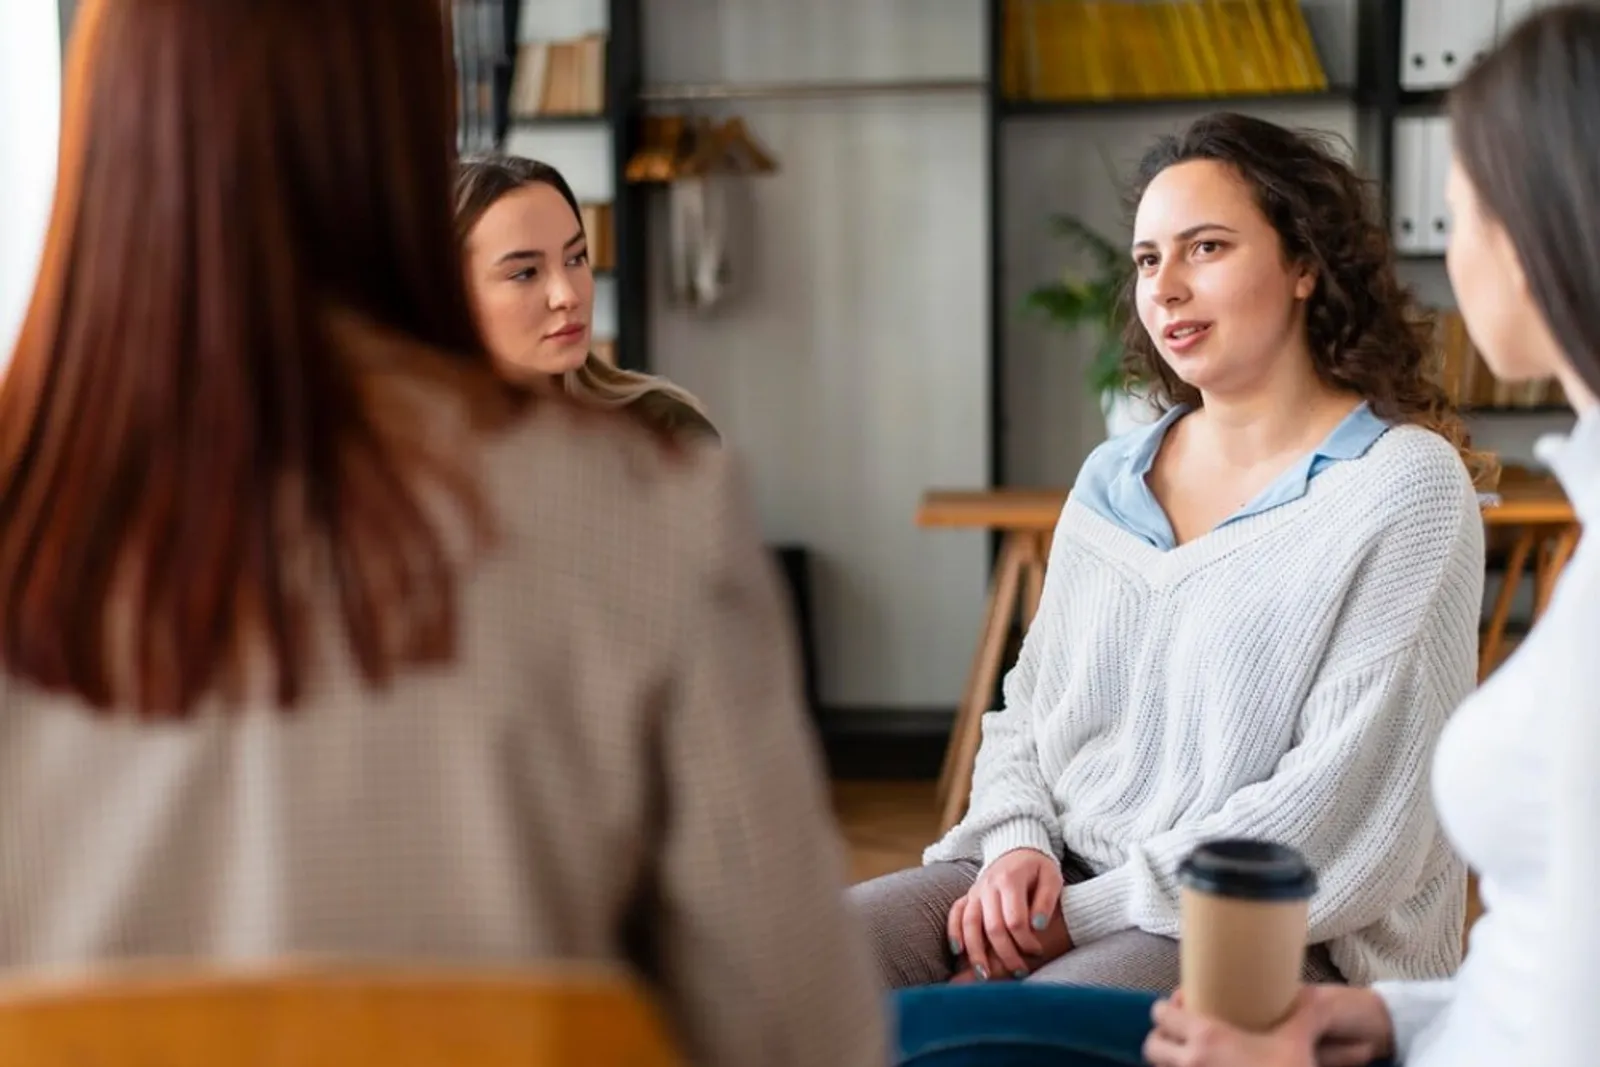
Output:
1063,442,1372,579
1075,401,1389,552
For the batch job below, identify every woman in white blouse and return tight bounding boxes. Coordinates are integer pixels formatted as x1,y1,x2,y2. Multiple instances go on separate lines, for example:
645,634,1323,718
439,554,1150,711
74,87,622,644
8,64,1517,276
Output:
891,4,1600,1066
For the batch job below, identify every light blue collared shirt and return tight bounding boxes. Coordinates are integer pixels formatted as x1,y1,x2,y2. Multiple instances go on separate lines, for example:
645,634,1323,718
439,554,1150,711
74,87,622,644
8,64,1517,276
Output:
1073,401,1391,551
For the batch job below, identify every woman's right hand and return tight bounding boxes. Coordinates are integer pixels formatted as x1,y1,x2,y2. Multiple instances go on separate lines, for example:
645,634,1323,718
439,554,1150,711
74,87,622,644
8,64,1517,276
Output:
1301,985,1396,1067
946,847,1066,981
1146,985,1394,1067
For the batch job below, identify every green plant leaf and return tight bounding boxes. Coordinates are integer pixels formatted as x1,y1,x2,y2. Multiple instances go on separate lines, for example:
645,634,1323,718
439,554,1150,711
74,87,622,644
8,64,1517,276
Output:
1021,283,1095,324
1047,213,1129,277
1087,333,1128,397
1020,212,1137,395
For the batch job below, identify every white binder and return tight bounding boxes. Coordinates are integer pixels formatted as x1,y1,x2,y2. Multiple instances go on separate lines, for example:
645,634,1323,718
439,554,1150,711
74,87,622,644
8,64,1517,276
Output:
1401,0,1499,90
1496,0,1556,38
1391,117,1430,255
1420,117,1454,256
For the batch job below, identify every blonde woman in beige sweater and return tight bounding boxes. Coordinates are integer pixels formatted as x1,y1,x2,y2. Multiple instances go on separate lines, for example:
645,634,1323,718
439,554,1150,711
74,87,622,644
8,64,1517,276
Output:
0,2,885,1066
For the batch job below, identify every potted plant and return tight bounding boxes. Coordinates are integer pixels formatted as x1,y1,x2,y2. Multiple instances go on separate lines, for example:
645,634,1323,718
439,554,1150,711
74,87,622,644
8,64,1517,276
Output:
1022,213,1155,439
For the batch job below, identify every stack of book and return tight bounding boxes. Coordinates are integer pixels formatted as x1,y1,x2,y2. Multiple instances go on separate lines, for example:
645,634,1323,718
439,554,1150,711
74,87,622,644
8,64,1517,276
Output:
580,202,615,272
509,34,607,117
1002,0,1327,102
1433,309,1565,411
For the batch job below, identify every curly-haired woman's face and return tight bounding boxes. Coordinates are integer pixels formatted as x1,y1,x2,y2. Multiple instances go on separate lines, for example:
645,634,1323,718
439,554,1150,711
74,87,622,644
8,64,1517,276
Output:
1444,158,1561,385
463,183,594,383
1131,160,1316,398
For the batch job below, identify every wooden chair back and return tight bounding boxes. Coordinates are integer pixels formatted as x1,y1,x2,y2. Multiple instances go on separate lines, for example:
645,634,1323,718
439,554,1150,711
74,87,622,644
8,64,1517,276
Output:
0,963,685,1067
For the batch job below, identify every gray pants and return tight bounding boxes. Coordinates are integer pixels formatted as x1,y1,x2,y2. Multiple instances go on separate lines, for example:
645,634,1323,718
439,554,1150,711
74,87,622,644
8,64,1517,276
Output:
849,859,1344,991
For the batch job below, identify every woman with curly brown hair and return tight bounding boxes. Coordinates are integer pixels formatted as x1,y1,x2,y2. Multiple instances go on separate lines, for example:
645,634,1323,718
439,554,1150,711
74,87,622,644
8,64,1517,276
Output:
856,113,1487,1041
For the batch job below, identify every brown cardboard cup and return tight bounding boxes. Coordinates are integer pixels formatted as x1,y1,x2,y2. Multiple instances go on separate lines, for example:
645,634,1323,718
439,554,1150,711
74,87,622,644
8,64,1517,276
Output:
1178,839,1318,1033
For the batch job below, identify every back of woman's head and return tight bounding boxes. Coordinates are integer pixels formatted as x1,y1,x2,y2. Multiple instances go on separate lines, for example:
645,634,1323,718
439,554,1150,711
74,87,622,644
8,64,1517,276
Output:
0,0,502,715
1450,2,1600,399
1121,112,1493,486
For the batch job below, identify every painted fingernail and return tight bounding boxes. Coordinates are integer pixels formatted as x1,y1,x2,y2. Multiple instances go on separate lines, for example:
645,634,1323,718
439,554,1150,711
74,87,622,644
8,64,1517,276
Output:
1013,968,1029,980
974,964,989,981
1031,913,1049,931
949,937,963,957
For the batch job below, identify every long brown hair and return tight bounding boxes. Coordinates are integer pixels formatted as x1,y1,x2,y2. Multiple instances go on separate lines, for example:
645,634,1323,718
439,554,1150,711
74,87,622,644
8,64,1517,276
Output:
0,0,510,716
454,154,717,440
1120,113,1496,488
1450,3,1600,400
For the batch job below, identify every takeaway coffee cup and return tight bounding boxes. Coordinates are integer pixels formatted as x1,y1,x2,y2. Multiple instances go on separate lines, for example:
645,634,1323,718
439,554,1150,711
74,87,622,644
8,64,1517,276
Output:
1177,839,1318,1032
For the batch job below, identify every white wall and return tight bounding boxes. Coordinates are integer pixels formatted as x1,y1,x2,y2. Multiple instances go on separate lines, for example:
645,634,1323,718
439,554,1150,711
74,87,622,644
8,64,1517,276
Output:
641,0,989,711
0,2,62,359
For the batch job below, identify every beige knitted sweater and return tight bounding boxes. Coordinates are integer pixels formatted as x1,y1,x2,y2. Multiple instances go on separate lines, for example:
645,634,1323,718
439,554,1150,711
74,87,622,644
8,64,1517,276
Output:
0,398,886,1067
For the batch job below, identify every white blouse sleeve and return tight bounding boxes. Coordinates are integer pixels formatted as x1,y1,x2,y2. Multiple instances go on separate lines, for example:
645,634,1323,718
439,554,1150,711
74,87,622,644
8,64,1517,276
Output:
1371,979,1455,1063
1542,654,1600,1065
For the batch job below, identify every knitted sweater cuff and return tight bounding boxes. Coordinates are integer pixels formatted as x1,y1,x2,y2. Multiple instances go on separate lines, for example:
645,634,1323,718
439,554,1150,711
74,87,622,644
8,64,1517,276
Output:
1062,864,1136,944
978,817,1057,871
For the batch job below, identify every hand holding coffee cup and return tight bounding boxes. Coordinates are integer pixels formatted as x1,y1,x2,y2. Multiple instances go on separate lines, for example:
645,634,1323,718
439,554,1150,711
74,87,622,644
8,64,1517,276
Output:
1178,839,1318,1033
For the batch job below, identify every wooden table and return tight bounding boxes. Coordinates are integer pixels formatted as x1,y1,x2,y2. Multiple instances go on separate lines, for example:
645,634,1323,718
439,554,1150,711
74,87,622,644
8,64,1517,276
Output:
917,489,1064,832
918,480,1580,834
1479,476,1580,673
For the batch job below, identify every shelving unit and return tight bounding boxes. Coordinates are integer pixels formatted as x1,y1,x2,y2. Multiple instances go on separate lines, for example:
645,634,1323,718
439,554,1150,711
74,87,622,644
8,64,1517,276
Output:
982,0,1569,489
1000,86,1357,118
982,1,1387,487
1374,0,1570,417
511,112,610,126
491,1,521,148
1375,1,1560,269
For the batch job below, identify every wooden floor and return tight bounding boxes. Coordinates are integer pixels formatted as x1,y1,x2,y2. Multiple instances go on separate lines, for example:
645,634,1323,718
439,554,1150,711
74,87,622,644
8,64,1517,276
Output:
832,780,939,884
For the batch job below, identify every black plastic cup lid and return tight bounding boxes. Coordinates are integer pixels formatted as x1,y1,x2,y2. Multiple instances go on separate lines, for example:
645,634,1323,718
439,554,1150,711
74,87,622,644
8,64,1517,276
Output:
1178,839,1317,901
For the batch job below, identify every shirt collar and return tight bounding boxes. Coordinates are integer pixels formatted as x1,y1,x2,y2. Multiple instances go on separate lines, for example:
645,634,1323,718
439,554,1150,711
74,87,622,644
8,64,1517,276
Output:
1315,401,1389,462
1535,406,1600,523
1127,400,1387,477
1250,400,1389,511
1127,404,1189,478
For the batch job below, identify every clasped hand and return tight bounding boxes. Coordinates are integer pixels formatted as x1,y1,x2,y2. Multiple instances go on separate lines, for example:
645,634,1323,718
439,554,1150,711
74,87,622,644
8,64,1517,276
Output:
947,847,1071,981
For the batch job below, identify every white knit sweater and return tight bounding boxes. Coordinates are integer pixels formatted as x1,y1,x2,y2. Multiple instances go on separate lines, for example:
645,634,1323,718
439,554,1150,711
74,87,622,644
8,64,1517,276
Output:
924,426,1484,985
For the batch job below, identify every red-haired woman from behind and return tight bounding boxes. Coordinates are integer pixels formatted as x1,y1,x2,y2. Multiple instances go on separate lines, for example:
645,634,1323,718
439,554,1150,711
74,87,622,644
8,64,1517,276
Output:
0,3,884,1066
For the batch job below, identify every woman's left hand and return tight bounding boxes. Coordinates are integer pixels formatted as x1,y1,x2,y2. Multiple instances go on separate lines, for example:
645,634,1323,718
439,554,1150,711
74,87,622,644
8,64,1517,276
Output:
1143,990,1320,1067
